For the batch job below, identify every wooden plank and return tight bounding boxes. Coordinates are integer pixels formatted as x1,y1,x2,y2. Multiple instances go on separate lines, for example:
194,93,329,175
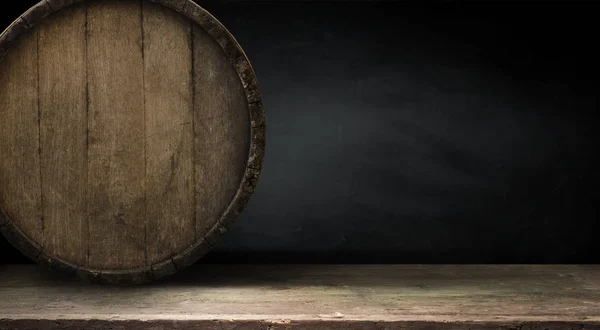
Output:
0,265,599,329
192,25,250,237
86,0,146,270
0,30,42,248
38,4,88,266
142,1,195,265
2,320,598,330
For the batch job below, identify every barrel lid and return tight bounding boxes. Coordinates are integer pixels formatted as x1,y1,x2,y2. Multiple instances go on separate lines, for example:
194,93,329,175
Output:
0,0,265,284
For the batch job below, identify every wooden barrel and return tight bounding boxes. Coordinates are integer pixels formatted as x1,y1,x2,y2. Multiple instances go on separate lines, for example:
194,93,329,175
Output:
0,0,265,284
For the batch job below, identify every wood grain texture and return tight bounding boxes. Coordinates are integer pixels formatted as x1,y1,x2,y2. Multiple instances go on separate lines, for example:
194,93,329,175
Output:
0,0,265,284
143,1,195,265
0,29,42,250
193,25,250,237
38,4,88,267
1,265,600,329
86,0,147,270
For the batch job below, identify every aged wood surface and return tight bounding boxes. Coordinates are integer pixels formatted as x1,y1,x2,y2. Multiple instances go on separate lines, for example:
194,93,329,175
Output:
143,1,195,266
0,0,265,284
38,4,88,268
0,265,599,329
192,24,250,237
0,29,42,249
86,0,147,270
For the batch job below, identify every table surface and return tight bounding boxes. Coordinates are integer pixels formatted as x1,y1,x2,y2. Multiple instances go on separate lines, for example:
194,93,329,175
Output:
1,264,599,329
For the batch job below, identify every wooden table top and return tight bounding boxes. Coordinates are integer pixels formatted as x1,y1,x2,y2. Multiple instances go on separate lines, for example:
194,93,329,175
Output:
1,264,599,329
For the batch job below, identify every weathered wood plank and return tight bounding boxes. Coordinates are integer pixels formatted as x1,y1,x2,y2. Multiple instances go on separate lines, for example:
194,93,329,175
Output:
38,4,88,267
192,25,250,237
86,0,146,270
0,265,599,329
0,29,42,249
3,320,600,330
143,1,195,265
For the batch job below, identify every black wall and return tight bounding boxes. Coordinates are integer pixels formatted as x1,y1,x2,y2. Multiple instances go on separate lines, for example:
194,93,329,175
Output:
1,1,598,264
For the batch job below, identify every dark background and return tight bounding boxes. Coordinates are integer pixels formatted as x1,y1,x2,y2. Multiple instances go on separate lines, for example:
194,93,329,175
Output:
1,1,598,264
